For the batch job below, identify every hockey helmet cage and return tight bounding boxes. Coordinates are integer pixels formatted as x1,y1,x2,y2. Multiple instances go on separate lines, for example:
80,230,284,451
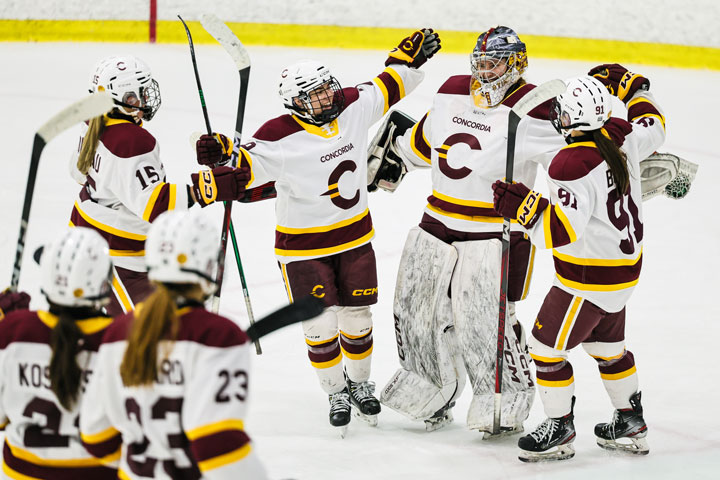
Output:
89,55,161,121
470,26,528,108
550,76,613,136
145,210,221,295
40,227,112,309
278,60,345,125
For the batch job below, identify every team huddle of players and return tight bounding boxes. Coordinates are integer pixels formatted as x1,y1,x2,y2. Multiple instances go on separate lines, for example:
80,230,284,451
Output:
0,23,669,479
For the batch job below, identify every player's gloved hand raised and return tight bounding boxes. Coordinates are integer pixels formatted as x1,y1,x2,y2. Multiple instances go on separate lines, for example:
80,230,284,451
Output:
386,28,441,68
492,180,548,228
196,133,233,166
588,63,649,103
0,289,31,318
191,166,250,207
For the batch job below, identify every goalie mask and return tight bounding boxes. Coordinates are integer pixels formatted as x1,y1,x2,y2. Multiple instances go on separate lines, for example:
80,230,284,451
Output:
89,55,161,121
40,227,112,309
279,60,345,125
145,210,221,295
469,26,528,109
550,76,612,137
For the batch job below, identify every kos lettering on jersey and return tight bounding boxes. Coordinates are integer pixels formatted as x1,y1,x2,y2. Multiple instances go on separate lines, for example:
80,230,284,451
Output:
320,143,354,163
18,363,94,392
452,116,492,132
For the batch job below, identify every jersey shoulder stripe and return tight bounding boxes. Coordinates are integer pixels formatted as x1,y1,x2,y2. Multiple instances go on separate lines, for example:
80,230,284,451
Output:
0,311,48,348
253,114,304,142
101,122,156,159
549,144,605,182
501,83,554,120
438,75,471,95
341,86,360,110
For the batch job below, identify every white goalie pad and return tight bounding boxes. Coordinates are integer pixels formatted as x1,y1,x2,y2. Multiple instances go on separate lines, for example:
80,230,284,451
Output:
380,227,466,420
450,239,535,431
640,152,698,201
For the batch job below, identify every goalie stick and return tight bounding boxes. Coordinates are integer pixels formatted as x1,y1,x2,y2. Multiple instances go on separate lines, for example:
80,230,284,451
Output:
10,92,115,290
199,13,263,354
493,79,566,435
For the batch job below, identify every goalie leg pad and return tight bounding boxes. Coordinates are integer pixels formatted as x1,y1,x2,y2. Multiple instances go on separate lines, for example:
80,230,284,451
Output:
450,239,535,431
380,227,465,420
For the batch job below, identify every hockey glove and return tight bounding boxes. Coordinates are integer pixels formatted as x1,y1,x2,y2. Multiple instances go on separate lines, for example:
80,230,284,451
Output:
196,133,233,166
386,28,441,68
492,180,548,228
0,289,31,319
368,146,407,193
588,63,650,103
191,166,250,207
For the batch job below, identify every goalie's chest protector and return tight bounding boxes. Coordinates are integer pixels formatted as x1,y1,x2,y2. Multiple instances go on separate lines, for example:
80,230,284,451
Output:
422,78,558,233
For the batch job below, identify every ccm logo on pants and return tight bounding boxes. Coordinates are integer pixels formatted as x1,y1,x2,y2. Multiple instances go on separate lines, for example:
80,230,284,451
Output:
352,288,378,296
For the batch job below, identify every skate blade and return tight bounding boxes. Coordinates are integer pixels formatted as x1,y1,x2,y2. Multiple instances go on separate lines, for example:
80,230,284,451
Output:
481,425,524,440
353,409,378,427
424,414,453,432
518,443,575,463
337,425,349,439
596,436,649,455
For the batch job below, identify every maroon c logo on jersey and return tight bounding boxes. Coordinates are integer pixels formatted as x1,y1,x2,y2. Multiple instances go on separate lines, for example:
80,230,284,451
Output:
435,133,481,180
321,160,359,210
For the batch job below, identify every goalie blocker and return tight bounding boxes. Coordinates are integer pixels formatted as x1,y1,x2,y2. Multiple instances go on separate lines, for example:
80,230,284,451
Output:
367,110,417,193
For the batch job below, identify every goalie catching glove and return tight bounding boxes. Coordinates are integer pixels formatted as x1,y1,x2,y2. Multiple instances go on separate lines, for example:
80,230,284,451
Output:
588,63,649,104
386,28,441,68
191,166,250,207
196,132,233,166
492,180,548,228
367,110,417,193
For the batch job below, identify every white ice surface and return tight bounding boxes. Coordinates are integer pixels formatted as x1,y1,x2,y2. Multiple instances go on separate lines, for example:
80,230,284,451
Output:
0,42,718,479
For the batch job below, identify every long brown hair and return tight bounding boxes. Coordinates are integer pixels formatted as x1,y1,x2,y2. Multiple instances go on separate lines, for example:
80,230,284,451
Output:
77,115,106,175
593,128,629,194
48,307,93,410
120,283,195,387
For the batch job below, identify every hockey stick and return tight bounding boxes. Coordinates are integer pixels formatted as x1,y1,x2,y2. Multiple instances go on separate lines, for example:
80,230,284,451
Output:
246,295,325,342
493,79,566,435
10,92,115,290
199,14,262,354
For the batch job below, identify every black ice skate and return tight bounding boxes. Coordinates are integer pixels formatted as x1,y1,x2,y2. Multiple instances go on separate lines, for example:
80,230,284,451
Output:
424,401,455,432
595,391,649,455
328,387,351,434
518,398,576,462
347,376,381,427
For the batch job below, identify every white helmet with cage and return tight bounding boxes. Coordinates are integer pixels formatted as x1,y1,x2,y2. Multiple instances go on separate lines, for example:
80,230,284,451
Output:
550,76,613,137
89,55,161,121
278,60,345,125
40,227,112,309
469,26,528,109
145,210,221,295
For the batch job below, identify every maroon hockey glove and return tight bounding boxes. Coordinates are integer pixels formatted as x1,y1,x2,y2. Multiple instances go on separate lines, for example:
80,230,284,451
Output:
386,28,441,68
588,63,650,103
492,180,548,228
0,289,31,318
191,166,250,207
196,133,233,166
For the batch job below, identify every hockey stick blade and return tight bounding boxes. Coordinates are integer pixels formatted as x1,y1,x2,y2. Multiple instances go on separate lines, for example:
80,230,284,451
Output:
510,79,565,118
200,14,250,71
37,92,114,143
245,296,325,342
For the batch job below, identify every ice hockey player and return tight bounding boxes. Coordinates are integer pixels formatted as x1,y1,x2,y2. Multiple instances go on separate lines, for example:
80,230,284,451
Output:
492,68,665,461
195,29,441,432
79,209,268,479
0,227,118,478
69,55,250,317
375,26,565,435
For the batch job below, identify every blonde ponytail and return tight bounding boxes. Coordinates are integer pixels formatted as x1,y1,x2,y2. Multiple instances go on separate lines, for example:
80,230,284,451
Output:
77,115,106,175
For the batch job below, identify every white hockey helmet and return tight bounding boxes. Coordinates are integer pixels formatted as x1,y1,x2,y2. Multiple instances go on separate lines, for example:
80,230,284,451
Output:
470,26,528,108
40,227,112,308
89,55,161,121
550,75,613,136
145,210,221,295
278,60,345,125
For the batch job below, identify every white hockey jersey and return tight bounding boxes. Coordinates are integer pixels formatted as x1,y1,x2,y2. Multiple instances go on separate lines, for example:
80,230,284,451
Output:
396,76,566,234
521,91,666,312
79,306,267,480
238,64,424,263
69,114,189,273
0,310,117,479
